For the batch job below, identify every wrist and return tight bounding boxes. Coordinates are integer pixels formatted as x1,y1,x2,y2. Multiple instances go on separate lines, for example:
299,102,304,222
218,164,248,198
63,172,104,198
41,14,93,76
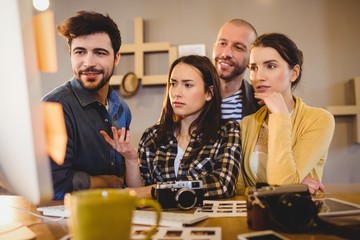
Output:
125,156,138,162
125,157,139,168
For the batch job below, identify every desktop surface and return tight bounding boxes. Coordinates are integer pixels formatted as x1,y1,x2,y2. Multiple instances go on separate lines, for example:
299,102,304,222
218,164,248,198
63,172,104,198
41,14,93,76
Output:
0,184,359,240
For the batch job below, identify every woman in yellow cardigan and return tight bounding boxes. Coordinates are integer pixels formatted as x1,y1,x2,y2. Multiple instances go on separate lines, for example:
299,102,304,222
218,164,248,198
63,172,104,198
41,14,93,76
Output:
237,33,335,195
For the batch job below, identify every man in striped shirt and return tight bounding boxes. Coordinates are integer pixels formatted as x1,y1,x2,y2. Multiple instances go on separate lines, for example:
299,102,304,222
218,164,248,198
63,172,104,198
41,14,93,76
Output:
213,19,261,122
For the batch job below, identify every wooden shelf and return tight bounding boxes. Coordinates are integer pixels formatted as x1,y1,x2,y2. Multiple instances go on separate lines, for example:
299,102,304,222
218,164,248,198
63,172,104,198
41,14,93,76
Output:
111,17,177,86
326,77,360,143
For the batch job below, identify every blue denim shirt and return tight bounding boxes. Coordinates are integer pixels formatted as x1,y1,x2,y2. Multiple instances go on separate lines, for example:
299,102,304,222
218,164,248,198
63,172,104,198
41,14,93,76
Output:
42,78,132,200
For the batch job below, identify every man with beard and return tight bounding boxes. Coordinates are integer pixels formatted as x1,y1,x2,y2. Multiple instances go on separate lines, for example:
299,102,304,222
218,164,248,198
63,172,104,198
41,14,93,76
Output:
42,11,131,200
213,19,260,122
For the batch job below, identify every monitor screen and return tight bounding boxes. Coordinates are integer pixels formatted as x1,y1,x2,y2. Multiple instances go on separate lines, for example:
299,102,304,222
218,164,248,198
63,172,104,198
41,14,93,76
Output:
0,0,53,205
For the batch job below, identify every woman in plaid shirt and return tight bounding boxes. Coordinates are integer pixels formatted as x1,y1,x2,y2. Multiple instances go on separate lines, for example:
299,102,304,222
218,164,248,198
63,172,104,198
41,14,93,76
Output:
102,55,241,199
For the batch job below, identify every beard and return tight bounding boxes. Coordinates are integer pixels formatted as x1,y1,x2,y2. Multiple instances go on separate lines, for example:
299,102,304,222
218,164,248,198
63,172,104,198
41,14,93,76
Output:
219,63,247,82
76,66,114,91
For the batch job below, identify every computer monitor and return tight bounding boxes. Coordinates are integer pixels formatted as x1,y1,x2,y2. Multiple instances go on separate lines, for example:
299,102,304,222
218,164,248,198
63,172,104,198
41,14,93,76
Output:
0,0,53,204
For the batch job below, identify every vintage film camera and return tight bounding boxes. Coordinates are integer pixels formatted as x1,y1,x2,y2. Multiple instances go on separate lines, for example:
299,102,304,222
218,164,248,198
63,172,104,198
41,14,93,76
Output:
246,184,318,232
152,180,204,210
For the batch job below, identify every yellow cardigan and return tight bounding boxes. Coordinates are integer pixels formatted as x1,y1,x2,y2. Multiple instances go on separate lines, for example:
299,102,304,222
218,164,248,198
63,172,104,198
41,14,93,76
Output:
237,96,335,195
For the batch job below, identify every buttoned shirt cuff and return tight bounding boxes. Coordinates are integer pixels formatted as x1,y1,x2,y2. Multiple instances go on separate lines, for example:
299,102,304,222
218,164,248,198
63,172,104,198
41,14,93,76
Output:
73,171,91,191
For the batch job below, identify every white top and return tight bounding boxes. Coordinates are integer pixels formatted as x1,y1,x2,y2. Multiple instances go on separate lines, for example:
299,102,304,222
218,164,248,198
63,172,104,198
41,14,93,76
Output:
174,146,185,177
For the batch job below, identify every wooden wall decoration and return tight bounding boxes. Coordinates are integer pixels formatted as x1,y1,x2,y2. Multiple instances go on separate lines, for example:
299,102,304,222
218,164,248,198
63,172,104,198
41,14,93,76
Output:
326,77,360,143
111,17,177,86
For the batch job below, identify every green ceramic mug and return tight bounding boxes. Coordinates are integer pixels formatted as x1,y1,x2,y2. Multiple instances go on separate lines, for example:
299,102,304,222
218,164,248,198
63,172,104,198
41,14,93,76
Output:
66,189,161,240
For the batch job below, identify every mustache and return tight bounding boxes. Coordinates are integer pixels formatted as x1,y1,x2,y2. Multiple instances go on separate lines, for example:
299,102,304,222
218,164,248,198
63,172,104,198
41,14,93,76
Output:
79,67,104,74
216,56,236,66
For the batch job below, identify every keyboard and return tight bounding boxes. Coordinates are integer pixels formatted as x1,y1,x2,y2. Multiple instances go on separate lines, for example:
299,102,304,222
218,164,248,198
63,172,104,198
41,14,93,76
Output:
37,205,208,227
37,205,69,218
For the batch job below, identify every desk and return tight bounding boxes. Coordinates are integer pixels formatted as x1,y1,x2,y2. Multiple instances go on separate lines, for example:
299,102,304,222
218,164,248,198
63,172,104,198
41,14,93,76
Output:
1,184,359,240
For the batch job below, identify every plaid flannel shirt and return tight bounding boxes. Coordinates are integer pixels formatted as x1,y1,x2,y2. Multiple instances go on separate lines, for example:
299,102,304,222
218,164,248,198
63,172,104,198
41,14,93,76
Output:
137,119,241,199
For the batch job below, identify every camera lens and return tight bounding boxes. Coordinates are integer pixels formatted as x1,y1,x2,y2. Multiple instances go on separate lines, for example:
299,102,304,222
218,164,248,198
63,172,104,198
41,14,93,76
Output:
175,188,197,210
273,193,317,230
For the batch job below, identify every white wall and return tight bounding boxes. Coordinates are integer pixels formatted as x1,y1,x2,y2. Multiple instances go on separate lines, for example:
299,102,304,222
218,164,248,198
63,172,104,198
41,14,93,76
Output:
41,0,360,183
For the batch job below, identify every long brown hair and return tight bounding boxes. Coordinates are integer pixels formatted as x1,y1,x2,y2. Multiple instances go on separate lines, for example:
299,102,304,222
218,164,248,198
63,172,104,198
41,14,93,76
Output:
156,55,222,156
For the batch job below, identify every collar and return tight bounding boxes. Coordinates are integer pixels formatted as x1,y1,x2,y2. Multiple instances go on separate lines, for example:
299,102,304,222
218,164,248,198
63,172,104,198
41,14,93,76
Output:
70,77,114,108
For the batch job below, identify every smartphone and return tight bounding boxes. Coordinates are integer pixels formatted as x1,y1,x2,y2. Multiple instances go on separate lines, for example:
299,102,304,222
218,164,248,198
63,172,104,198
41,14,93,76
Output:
237,230,289,240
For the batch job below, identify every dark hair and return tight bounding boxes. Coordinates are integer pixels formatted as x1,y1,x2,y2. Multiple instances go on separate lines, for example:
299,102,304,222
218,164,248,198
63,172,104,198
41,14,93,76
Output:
157,55,222,157
57,11,121,55
252,33,303,90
